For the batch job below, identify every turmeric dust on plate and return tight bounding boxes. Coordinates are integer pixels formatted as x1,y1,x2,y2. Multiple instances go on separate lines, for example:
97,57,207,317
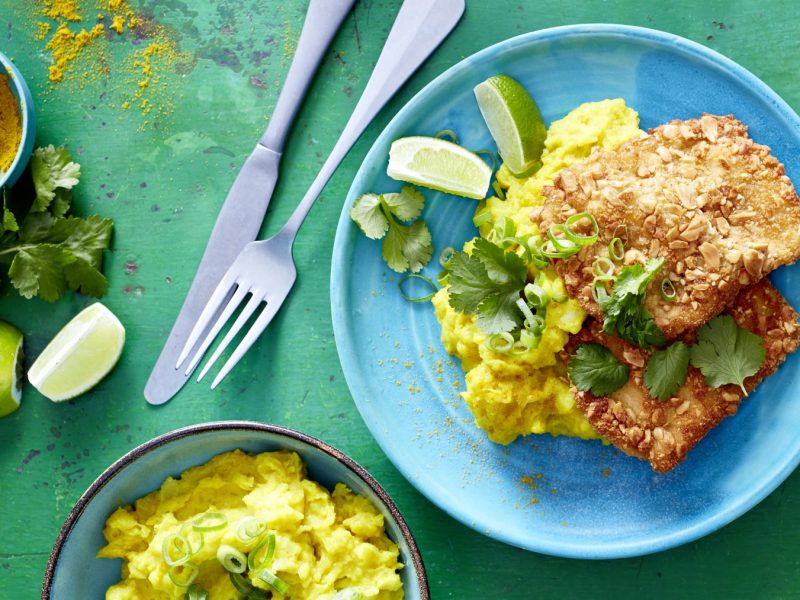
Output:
0,73,22,172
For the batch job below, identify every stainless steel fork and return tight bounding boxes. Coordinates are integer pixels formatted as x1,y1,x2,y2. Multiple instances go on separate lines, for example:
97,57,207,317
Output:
176,0,465,389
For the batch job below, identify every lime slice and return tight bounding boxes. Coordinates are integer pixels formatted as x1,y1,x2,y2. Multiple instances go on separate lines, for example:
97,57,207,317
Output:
387,136,492,199
473,74,546,175
28,303,125,402
0,322,23,418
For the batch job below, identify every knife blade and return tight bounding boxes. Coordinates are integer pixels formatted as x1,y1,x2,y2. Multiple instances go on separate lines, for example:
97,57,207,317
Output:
144,0,356,405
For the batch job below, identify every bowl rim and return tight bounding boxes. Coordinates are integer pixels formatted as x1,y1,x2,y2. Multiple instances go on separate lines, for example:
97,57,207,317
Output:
41,420,430,599
0,49,35,189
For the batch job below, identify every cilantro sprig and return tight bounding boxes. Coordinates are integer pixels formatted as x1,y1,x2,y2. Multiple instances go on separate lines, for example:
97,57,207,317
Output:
349,186,433,273
568,343,630,396
445,238,527,334
599,258,666,348
689,315,765,394
644,341,690,401
1,145,113,301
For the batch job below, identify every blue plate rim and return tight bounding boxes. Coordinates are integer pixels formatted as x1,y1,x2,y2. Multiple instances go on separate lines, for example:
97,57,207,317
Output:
41,420,430,599
330,23,800,559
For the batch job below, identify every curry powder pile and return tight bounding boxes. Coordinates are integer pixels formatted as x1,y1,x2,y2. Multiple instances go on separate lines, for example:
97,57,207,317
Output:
0,74,22,172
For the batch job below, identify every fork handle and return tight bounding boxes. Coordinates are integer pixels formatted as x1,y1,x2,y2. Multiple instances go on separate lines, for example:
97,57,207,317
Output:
259,0,356,152
278,0,465,239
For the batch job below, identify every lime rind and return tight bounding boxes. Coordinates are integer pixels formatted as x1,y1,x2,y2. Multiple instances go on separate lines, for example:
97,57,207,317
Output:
0,323,23,417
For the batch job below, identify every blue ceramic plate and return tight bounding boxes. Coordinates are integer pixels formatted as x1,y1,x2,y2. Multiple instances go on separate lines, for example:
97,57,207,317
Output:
42,422,429,598
331,24,800,559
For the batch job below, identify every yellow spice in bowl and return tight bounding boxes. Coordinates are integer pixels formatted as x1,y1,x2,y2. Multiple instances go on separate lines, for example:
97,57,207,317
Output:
0,73,22,172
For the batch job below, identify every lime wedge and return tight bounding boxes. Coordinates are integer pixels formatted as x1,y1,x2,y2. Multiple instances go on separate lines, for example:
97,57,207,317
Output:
0,322,23,418
473,75,546,175
387,136,492,199
28,303,125,402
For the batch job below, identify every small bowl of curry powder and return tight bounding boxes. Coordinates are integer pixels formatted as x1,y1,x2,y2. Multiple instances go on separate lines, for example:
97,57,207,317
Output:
0,50,36,189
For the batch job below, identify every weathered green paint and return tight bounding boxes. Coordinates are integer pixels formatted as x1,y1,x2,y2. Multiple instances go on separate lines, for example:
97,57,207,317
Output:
2,1,800,598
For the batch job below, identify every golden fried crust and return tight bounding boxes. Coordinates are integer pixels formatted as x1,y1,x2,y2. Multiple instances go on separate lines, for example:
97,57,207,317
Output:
537,115,800,339
566,279,800,472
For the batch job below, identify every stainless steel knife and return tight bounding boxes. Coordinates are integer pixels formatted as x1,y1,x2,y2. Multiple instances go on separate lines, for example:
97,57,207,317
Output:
145,0,356,405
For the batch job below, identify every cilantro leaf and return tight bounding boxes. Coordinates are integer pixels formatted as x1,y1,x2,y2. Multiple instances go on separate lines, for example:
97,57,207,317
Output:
600,258,666,347
568,343,630,396
2,190,18,234
644,341,690,400
382,219,432,274
349,193,388,239
31,145,81,211
689,315,765,394
381,186,424,221
446,238,527,334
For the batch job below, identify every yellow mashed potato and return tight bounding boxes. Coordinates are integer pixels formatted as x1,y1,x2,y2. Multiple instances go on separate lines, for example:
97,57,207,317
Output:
99,450,403,600
433,99,643,444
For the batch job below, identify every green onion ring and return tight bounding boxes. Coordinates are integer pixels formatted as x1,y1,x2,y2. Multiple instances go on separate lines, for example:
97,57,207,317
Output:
398,274,437,303
168,561,199,588
434,129,459,144
660,278,677,302
216,544,247,573
519,329,541,350
439,246,455,267
472,209,492,228
563,212,599,246
162,533,192,567
229,572,254,594
184,583,209,600
592,279,610,304
593,257,616,279
236,517,268,543
608,237,625,261
613,224,629,242
547,224,580,254
191,512,227,532
178,523,205,556
516,298,536,325
524,283,549,308
526,314,546,336
248,532,276,571
257,569,289,595
436,270,449,287
492,180,506,200
486,332,514,354
473,149,498,172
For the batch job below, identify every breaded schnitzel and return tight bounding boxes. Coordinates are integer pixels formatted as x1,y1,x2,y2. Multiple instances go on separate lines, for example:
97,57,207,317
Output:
565,279,800,472
536,114,800,339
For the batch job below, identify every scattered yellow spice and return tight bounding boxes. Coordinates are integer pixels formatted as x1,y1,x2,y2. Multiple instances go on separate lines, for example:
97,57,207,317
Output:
0,74,22,172
43,0,81,21
36,22,52,41
45,21,104,83
109,15,125,34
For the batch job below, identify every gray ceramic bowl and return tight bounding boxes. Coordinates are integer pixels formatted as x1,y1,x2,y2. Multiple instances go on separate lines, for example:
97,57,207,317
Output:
0,50,36,189
42,421,429,599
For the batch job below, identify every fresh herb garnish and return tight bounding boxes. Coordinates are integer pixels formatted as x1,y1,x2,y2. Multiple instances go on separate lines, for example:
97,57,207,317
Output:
644,341,690,401
689,315,765,394
599,258,666,348
0,145,113,301
349,186,433,273
445,237,527,334
568,343,630,396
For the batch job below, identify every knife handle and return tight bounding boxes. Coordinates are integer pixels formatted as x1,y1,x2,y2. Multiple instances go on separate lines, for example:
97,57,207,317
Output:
260,0,357,152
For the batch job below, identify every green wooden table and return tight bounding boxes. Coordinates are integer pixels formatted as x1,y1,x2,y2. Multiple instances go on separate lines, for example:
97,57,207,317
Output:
2,1,800,598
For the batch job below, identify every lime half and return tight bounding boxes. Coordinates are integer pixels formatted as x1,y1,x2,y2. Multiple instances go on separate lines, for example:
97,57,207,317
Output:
387,136,492,200
0,322,23,418
28,303,125,402
473,75,546,175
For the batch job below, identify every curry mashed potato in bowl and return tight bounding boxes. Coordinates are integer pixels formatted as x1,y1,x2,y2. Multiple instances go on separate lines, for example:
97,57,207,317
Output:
98,449,404,599
432,99,643,444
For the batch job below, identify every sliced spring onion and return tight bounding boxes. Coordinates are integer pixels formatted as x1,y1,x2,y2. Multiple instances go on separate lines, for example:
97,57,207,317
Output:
592,279,610,304
491,180,506,200
613,224,629,242
439,246,455,267
472,208,493,228
236,517,268,543
162,533,192,567
491,216,516,243
593,257,616,280
436,269,449,287
179,523,205,556
516,298,536,326
398,273,437,303
525,236,550,269
333,589,365,600
473,148,498,172
248,532,276,571
184,583,208,600
191,512,227,532
257,569,289,595
523,282,549,308
229,571,254,594
519,328,541,350
563,212,599,246
216,544,247,573
660,278,677,302
608,237,625,261
434,128,459,144
168,561,199,588
486,332,514,354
